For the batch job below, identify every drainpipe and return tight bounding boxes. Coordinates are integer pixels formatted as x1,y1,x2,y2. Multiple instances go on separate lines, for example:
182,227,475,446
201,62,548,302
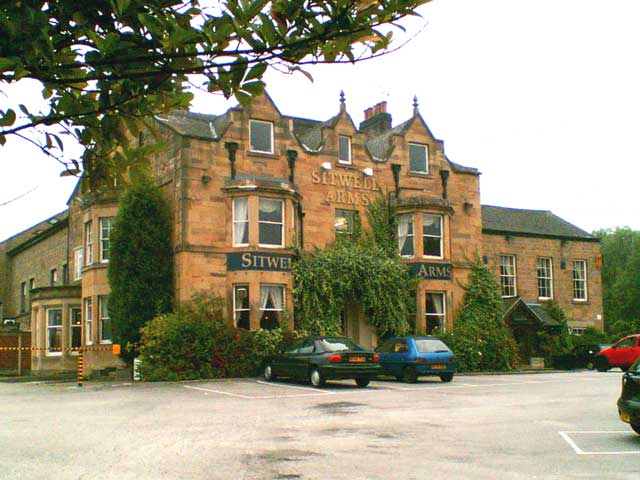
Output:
225,142,239,180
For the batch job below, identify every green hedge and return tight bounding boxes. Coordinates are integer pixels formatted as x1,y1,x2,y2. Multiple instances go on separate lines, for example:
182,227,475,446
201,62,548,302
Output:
138,294,305,381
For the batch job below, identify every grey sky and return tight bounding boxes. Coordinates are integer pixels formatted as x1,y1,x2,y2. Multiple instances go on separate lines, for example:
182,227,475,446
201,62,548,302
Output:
1,0,638,242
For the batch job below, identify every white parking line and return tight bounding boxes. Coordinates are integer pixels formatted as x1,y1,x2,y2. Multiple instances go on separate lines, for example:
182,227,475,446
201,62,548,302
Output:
185,385,253,399
255,380,335,394
185,383,335,399
559,431,640,455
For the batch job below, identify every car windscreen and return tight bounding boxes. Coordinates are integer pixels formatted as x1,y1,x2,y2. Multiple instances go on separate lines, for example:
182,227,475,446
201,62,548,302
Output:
414,339,451,354
318,338,364,352
630,358,640,374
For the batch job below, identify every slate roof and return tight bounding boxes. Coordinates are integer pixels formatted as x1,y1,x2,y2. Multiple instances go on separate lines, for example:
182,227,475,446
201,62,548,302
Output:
502,297,561,327
1,211,69,254
155,109,233,140
482,205,596,241
154,100,479,174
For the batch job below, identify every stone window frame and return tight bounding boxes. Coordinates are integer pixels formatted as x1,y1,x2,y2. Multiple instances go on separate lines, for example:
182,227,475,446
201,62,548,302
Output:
334,208,359,238
46,307,63,356
259,284,285,330
69,306,82,355
409,142,429,174
99,217,113,263
425,291,446,334
73,247,84,281
572,259,588,302
338,135,352,165
258,197,285,248
98,295,112,344
232,197,250,247
84,220,93,266
249,119,274,154
536,257,554,300
397,213,415,258
84,297,93,346
233,284,250,330
422,213,443,259
499,254,517,298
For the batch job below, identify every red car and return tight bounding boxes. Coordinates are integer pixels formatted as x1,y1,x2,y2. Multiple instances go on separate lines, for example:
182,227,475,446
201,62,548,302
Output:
595,335,640,372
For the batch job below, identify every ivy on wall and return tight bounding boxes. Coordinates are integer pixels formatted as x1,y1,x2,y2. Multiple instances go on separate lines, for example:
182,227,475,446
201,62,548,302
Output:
293,196,415,337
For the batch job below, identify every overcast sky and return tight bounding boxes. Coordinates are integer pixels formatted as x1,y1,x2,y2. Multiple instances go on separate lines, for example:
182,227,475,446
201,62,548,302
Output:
1,0,639,242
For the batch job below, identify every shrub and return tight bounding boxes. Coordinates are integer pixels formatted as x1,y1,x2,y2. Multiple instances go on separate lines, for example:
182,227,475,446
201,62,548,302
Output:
108,178,173,363
444,259,518,372
138,293,305,381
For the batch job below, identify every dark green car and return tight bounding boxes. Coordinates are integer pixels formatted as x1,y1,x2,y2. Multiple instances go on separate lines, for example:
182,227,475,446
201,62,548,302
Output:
263,336,380,388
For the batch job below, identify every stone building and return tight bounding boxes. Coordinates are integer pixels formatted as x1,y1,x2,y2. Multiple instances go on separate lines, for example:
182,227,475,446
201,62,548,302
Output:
0,92,603,372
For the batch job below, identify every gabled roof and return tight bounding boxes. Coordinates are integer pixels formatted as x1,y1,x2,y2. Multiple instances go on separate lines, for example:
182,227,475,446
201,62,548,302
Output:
502,297,561,327
482,205,597,241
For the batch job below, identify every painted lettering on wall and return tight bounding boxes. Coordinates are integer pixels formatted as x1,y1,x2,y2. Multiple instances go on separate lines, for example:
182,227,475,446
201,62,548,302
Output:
227,252,293,271
311,170,382,206
408,263,452,280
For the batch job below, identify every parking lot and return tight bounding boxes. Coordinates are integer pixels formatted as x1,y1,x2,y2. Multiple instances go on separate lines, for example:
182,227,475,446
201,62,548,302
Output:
1,371,639,479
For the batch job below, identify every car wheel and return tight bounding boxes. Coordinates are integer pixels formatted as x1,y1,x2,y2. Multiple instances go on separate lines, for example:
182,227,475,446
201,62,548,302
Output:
440,373,454,383
310,367,326,388
631,424,640,435
595,357,610,372
355,377,370,388
263,364,276,381
402,366,418,384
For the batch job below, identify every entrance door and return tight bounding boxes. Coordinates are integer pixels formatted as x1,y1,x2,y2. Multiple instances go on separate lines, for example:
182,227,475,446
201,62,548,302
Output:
341,300,377,349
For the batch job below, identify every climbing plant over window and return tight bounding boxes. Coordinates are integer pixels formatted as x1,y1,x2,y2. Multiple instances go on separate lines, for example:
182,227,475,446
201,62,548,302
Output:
293,196,414,337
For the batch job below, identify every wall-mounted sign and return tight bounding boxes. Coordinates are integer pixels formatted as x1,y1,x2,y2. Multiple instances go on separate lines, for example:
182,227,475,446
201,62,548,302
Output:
311,170,382,206
408,263,452,280
227,252,293,272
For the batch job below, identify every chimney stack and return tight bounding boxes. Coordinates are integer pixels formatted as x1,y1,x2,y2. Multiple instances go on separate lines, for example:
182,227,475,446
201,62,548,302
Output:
360,101,391,134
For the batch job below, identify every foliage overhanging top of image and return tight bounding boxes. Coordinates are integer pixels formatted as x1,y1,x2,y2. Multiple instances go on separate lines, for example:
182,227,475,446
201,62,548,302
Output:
0,0,428,187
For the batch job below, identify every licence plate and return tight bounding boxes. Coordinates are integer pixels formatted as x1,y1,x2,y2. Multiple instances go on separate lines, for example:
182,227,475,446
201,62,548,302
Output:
349,356,366,363
620,412,631,423
430,364,445,370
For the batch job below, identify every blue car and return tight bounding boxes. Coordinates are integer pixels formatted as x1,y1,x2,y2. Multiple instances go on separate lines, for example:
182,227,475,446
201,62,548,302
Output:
375,336,457,383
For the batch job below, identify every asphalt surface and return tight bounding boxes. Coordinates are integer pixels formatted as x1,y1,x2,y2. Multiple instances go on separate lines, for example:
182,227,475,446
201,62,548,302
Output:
1,371,638,479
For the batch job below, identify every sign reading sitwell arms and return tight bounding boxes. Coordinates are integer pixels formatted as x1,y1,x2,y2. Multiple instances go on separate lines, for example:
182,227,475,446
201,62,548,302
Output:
227,252,293,271
408,263,452,280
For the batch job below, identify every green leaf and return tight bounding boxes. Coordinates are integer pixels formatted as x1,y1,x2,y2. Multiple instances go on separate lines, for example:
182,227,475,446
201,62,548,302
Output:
0,109,16,127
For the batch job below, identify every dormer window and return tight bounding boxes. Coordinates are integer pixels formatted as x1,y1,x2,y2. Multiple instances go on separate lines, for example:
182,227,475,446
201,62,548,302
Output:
338,135,351,164
250,119,274,154
409,143,428,174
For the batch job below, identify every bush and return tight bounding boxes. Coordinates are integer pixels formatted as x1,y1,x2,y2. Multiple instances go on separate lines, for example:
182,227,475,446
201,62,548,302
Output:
443,260,518,372
138,293,305,381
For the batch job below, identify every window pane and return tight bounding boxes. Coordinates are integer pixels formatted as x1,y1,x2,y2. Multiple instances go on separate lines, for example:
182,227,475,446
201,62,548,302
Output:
426,292,445,334
259,198,282,222
233,198,249,245
250,120,273,153
259,223,282,246
260,285,284,330
234,285,250,330
398,214,414,256
423,237,441,257
335,209,358,236
259,199,283,246
339,136,351,163
100,218,113,262
409,144,428,172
